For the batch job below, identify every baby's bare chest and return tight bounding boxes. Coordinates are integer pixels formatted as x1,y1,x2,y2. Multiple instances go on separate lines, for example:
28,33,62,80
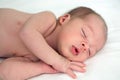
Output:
0,9,33,57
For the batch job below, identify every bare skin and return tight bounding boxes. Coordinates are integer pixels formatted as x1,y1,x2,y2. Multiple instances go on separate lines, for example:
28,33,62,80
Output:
0,9,86,80
0,9,58,80
0,8,107,80
0,9,32,57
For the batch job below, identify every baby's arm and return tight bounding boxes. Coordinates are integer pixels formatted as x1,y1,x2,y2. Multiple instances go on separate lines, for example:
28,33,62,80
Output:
20,11,66,69
0,57,58,80
20,11,85,78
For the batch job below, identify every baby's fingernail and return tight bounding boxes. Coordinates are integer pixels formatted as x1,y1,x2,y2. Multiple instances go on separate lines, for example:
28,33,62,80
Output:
82,66,86,69
73,74,77,79
80,63,86,67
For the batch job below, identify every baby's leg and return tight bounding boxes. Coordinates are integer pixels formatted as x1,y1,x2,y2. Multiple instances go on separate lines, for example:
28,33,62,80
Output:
0,57,57,80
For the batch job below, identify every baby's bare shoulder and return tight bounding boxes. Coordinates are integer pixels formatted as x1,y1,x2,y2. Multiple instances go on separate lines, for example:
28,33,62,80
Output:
25,11,57,36
34,11,56,19
31,11,57,27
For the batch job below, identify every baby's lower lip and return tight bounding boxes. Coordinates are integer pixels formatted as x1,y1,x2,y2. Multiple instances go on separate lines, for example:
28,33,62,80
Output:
71,45,79,55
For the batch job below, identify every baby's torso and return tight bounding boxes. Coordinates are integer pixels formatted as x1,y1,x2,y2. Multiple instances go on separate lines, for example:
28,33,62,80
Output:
0,8,38,60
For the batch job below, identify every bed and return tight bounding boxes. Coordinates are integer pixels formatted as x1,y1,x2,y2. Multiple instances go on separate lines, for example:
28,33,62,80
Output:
0,0,120,80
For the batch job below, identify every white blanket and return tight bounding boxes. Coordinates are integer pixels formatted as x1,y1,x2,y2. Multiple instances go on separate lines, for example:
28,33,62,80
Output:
0,0,120,80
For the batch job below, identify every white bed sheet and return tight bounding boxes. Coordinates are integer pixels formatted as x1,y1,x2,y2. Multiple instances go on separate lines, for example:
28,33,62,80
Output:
0,0,120,80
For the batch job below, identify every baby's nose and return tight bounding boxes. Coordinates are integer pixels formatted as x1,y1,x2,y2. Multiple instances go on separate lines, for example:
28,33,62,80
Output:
81,41,89,51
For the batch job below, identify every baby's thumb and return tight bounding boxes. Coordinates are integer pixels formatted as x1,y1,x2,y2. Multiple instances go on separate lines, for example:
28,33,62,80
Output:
66,69,77,79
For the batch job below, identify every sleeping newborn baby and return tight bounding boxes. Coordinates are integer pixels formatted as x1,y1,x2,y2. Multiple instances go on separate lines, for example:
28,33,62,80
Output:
0,7,107,80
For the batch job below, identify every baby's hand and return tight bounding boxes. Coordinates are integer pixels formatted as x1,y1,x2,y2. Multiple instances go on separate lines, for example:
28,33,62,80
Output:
51,57,86,79
65,61,86,78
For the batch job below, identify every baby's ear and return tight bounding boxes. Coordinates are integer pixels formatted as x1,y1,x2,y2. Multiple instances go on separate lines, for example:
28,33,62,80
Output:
58,14,71,25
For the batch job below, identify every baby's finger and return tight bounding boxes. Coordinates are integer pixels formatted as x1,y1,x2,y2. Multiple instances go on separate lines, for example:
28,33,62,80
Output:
70,65,86,72
66,69,77,79
71,62,86,67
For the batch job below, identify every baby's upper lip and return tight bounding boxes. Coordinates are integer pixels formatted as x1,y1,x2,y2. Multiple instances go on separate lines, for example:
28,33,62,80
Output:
71,45,81,55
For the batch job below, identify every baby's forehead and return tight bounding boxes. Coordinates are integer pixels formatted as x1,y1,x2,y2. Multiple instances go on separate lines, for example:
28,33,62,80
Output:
84,14,103,24
84,14,107,51
84,14,106,31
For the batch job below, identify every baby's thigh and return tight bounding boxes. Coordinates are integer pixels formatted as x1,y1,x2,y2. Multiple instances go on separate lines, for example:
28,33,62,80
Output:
0,57,39,80
0,57,31,72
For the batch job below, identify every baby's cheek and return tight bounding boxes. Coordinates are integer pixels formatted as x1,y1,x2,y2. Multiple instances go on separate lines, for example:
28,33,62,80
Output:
74,54,88,62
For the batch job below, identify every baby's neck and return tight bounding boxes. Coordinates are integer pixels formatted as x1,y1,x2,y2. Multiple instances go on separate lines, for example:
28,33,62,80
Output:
45,25,61,51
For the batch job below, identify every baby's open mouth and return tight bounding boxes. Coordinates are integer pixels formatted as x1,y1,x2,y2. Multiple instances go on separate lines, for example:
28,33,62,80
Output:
71,45,80,55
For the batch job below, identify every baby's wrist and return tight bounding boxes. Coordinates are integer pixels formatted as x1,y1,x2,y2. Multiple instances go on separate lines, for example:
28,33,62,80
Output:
51,56,70,72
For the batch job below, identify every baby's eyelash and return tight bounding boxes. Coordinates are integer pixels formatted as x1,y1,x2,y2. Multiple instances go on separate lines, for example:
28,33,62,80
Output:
88,49,91,56
81,28,86,37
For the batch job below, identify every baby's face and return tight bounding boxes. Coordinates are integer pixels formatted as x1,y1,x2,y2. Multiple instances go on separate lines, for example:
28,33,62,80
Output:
57,14,107,62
